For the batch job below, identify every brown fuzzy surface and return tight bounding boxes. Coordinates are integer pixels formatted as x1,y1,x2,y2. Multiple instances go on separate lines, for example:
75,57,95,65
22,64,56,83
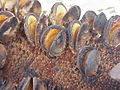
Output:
1,33,120,90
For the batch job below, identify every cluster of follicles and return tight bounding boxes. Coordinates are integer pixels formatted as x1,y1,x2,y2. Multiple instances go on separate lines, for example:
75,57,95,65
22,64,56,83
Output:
0,0,120,90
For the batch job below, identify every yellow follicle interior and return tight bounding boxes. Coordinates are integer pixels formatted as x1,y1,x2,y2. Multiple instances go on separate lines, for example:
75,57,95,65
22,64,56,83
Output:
72,23,80,43
109,22,120,41
56,5,67,24
28,15,37,41
44,29,60,49
18,0,28,7
0,15,8,25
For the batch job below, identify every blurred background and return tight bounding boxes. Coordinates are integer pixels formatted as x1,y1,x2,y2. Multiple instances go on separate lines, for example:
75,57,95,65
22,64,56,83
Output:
39,0,120,19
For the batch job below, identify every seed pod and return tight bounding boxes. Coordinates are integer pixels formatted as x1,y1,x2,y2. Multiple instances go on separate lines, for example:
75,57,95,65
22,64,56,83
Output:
81,10,97,29
93,12,107,39
18,76,50,90
68,20,81,53
18,76,40,90
0,11,19,38
18,69,48,90
40,25,67,58
15,0,41,18
49,2,67,25
14,0,29,15
62,5,81,28
103,15,120,47
77,46,100,77
76,23,91,52
35,12,49,44
24,13,38,44
21,0,41,17
109,63,120,81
